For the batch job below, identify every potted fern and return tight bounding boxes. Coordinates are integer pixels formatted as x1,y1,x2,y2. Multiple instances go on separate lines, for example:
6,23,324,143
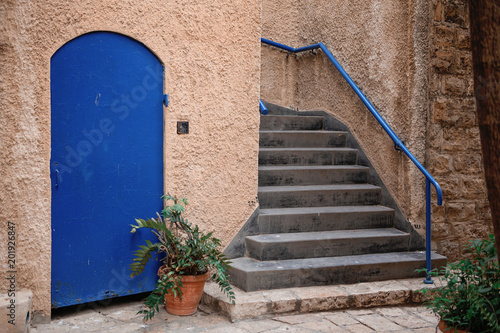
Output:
419,234,500,332
129,194,235,320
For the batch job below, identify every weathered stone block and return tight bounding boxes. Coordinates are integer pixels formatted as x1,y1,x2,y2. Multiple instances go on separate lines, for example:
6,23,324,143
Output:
446,201,476,221
428,151,452,174
461,176,488,200
433,25,455,48
434,1,443,22
437,239,461,261
432,51,454,73
432,98,475,127
453,151,482,173
444,75,466,95
444,2,467,27
455,52,473,75
433,222,454,239
457,28,471,50
442,126,481,151
431,204,446,223
435,175,461,200
476,201,492,221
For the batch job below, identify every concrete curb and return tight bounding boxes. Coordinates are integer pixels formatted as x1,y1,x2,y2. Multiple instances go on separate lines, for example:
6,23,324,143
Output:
201,277,442,322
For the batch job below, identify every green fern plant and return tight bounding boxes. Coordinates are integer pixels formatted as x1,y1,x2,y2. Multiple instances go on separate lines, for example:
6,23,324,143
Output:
129,194,235,321
419,234,500,332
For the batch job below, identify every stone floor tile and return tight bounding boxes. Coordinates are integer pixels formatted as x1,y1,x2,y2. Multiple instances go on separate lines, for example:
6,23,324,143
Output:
345,309,375,316
100,322,145,332
323,312,360,326
259,326,306,333
407,308,439,324
297,319,347,332
391,314,434,329
234,319,283,332
273,313,323,325
374,306,409,317
356,313,405,331
344,323,376,332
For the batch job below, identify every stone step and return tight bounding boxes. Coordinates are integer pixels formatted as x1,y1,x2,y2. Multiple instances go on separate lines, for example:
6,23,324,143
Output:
258,165,369,186
259,115,324,131
259,130,347,148
246,228,410,261
202,277,444,321
259,148,358,166
258,206,394,234
258,184,381,209
228,252,448,292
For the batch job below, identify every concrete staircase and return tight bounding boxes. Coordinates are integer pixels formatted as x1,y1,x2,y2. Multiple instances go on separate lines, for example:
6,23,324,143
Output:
229,106,446,292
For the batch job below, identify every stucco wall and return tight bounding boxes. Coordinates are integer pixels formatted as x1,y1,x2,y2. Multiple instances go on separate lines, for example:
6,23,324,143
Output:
0,0,260,318
262,0,429,234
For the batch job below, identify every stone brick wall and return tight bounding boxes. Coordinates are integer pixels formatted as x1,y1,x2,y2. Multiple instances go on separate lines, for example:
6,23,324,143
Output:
429,0,492,261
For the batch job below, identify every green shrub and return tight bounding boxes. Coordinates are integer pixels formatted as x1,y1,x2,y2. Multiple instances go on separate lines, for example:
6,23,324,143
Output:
420,234,499,332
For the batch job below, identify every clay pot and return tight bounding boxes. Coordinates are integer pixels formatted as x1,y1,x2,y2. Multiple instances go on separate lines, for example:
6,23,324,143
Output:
163,271,210,316
438,319,468,333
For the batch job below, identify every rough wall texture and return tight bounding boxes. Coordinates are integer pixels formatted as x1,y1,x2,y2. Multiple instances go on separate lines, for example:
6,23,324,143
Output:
0,0,260,317
428,0,492,260
262,0,428,236
261,0,492,262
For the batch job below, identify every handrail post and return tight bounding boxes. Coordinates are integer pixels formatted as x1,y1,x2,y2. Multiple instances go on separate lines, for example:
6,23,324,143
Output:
424,178,433,284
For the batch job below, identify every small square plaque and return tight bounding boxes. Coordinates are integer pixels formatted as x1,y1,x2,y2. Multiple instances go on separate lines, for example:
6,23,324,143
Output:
177,121,189,134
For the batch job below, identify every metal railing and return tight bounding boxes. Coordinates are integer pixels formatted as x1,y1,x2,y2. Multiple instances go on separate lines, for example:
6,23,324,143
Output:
261,38,443,283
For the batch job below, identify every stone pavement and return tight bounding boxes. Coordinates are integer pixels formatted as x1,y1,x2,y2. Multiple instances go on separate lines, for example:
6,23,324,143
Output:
31,300,439,332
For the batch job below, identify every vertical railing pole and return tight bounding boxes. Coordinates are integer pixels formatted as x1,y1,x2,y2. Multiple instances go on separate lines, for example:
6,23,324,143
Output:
424,178,433,284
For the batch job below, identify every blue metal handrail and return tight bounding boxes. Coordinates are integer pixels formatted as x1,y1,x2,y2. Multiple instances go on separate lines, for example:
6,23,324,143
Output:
259,99,268,115
261,38,443,283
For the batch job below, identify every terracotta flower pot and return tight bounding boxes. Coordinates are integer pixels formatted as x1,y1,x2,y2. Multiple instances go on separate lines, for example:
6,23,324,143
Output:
438,319,468,333
163,271,210,316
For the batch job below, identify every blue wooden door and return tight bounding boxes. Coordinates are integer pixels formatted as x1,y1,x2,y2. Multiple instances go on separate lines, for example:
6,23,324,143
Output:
51,32,163,308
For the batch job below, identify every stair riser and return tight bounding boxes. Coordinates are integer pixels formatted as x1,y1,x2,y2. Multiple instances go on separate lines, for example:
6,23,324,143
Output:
259,150,357,166
246,235,410,260
229,257,448,292
260,132,347,148
258,211,394,234
260,116,324,131
258,189,381,208
258,169,368,186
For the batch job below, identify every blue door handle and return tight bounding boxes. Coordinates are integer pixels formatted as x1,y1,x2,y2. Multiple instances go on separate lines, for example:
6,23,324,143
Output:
55,169,60,188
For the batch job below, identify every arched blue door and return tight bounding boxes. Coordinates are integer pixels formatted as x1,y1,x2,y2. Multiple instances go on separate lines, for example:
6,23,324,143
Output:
51,32,163,308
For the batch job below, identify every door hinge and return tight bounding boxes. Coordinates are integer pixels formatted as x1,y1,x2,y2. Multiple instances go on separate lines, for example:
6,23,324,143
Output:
163,94,169,107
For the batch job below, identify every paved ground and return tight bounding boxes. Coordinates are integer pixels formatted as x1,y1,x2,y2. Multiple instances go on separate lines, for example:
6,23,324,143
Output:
31,299,439,332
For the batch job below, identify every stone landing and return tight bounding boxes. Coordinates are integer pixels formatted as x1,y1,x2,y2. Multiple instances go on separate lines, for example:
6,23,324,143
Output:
201,277,442,322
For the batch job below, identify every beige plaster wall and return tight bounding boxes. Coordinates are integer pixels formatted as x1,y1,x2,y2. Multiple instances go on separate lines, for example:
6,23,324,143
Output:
262,0,429,232
0,0,260,318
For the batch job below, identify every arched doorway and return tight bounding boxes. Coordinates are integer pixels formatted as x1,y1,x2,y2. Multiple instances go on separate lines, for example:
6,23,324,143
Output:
50,31,164,308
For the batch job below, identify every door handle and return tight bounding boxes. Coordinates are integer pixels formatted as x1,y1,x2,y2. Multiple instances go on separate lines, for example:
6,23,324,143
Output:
55,169,60,188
